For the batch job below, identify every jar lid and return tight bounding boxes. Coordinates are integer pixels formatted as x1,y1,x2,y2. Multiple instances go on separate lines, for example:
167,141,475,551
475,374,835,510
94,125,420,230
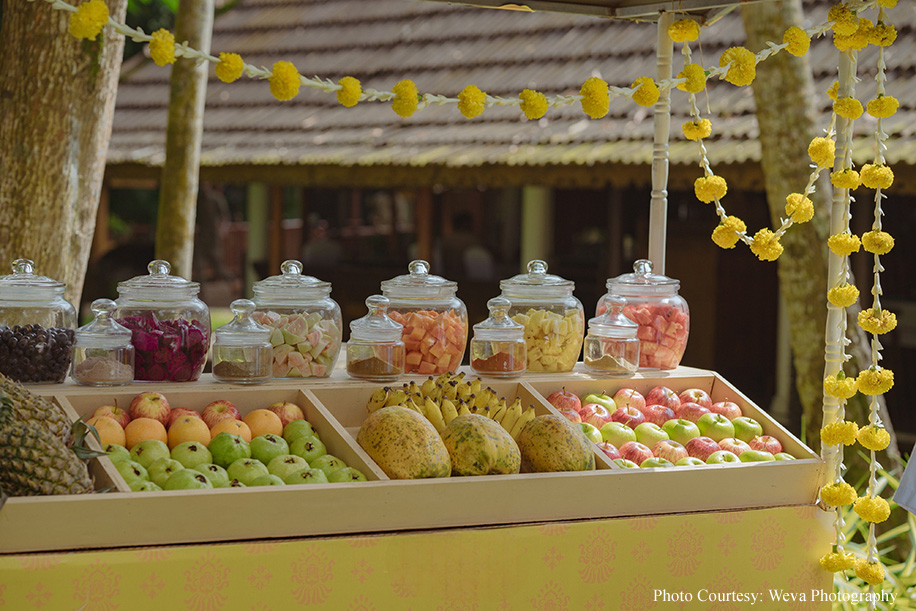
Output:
500,260,574,298
349,295,403,342
214,299,271,346
380,260,457,300
0,259,67,300
607,259,679,292
117,260,201,299
588,295,638,339
76,299,134,349
252,260,331,301
473,297,524,340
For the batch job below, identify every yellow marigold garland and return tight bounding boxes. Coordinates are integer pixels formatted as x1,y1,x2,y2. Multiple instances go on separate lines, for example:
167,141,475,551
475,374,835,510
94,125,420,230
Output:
808,137,835,167
719,46,756,87
783,26,811,57
867,95,899,119
676,63,706,94
826,81,839,101
828,232,861,256
391,79,419,118
830,168,860,190
149,28,176,67
785,193,814,223
857,307,897,335
336,76,362,108
869,23,897,47
828,4,859,37
834,18,872,52
215,52,244,84
862,230,894,255
833,96,863,120
519,89,548,121
860,164,893,190
857,425,890,452
821,420,859,446
820,481,858,506
711,216,745,250
827,284,859,309
694,175,727,203
855,559,886,586
269,61,301,101
631,77,659,107
580,77,610,119
682,119,712,141
856,368,894,396
749,228,783,262
668,18,700,43
854,496,891,524
68,0,109,41
820,551,856,572
458,84,487,119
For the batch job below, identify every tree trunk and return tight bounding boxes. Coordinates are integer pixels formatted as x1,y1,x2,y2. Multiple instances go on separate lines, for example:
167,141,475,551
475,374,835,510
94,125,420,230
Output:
0,0,128,306
154,0,214,278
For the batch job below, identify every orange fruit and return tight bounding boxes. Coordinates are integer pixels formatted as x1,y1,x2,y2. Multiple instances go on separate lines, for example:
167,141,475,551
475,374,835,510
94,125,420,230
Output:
243,409,283,438
124,417,168,450
86,416,126,447
167,416,212,449
210,419,252,443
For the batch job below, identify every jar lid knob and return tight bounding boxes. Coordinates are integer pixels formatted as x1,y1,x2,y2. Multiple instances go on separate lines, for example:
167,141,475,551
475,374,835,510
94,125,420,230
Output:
230,298,256,317
366,294,390,313
12,258,34,275
527,259,548,275
487,296,511,320
606,295,626,311
90,298,117,318
633,259,653,276
408,260,430,276
148,260,171,276
280,260,303,276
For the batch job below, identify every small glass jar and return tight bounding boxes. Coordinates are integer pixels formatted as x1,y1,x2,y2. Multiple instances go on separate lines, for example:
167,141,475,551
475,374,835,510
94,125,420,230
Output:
599,259,689,370
0,259,77,383
584,295,639,376
114,260,211,382
499,260,584,373
72,299,134,386
380,260,468,375
346,295,405,382
251,260,342,379
211,299,272,385
470,297,526,378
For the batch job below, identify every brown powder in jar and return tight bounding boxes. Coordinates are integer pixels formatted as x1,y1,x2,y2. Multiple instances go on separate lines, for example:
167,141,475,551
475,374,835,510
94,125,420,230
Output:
74,356,133,382
213,360,270,379
348,356,401,377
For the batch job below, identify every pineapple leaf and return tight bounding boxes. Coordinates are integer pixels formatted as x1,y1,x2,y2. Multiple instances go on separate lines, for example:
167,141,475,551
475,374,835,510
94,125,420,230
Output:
72,445,106,461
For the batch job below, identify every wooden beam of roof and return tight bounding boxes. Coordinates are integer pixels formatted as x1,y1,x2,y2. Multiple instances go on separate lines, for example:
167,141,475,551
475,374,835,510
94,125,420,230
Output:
422,0,773,20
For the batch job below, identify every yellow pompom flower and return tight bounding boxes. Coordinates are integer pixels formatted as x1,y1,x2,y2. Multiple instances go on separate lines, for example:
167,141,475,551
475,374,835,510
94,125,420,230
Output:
826,81,839,101
833,97,863,120
631,77,659,107
867,95,899,119
820,481,858,506
783,26,810,57
855,559,886,586
827,284,859,309
392,80,419,118
869,23,897,47
336,76,362,108
830,169,860,190
860,164,894,190
808,137,835,167
694,175,727,203
68,0,109,41
824,371,858,398
829,4,859,37
268,61,301,101
668,19,700,43
711,216,746,250
858,425,891,452
785,193,814,223
149,29,176,67
854,496,891,524
580,77,610,119
215,52,244,84
820,551,856,572
820,421,859,446
682,118,712,141
877,0,897,7
858,307,897,335
519,89,548,120
676,63,707,94
862,230,894,255
828,232,861,256
857,367,894,396
749,228,783,262
458,84,487,119
719,46,756,87
834,18,872,52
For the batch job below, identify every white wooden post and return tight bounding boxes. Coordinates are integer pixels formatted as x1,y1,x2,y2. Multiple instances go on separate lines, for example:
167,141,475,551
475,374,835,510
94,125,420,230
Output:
648,12,674,275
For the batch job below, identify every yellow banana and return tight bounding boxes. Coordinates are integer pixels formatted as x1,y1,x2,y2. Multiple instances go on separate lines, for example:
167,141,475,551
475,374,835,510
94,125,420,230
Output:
481,405,491,419
469,400,480,414
428,383,443,402
509,406,536,440
456,381,471,401
452,371,466,384
366,387,389,413
424,398,447,434
435,372,453,387
486,391,500,411
403,398,424,414
473,391,490,411
408,381,421,397
491,400,508,423
469,378,482,396
500,399,523,434
420,376,437,398
444,380,458,401
385,388,408,407
441,398,459,425
458,401,471,416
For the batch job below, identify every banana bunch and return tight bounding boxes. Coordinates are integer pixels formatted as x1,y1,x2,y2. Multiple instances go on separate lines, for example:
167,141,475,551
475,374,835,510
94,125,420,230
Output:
365,372,537,440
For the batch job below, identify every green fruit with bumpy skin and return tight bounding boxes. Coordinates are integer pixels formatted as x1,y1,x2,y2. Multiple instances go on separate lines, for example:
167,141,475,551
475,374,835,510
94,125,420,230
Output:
289,436,327,463
148,458,184,488
208,432,251,468
116,460,149,485
193,463,230,487
129,439,170,470
327,467,367,482
130,480,162,492
163,469,213,490
250,434,290,465
283,420,318,445
441,413,521,476
170,441,213,469
250,474,285,486
226,458,269,486
267,454,309,481
283,468,329,485
105,444,131,464
356,406,451,479
517,414,596,473
309,454,347,477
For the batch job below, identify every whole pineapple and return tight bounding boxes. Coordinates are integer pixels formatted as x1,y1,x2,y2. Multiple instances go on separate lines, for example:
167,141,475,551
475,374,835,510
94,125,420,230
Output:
0,372,74,444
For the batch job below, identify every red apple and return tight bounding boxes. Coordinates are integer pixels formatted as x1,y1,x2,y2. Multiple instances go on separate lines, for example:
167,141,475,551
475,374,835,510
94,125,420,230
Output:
645,386,680,411
709,400,743,420
678,388,713,409
612,388,646,412
596,442,620,461
609,405,646,429
619,441,654,465
718,437,752,456
267,402,306,428
749,435,783,455
653,439,688,464
685,436,721,461
676,402,711,423
128,392,170,426
556,407,581,424
580,403,613,428
546,387,581,413
168,407,202,429
640,404,676,427
201,400,242,429
92,404,131,429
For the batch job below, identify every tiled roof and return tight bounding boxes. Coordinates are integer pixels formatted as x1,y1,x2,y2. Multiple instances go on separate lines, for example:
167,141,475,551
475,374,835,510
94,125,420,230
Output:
107,0,916,186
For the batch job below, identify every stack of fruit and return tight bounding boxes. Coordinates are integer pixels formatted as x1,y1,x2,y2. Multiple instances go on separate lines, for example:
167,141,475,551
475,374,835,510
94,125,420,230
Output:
546,386,796,469
91,392,366,491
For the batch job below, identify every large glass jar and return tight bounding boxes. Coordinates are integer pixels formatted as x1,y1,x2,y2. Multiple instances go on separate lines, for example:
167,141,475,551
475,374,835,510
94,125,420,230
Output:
347,295,405,382
499,260,584,372
212,299,272,385
0,259,76,383
380,260,468,375
72,299,134,387
251,260,342,378
600,259,690,370
114,260,210,382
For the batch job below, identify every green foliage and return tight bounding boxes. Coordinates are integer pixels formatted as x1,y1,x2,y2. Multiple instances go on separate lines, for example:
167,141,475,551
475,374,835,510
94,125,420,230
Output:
124,0,175,60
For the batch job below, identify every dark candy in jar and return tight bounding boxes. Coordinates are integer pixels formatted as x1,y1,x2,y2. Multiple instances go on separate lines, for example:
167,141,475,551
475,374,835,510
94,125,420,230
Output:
0,324,75,383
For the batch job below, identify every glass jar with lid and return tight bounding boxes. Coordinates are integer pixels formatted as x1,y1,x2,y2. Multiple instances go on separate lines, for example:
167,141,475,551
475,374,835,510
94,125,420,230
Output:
211,299,272,385
114,260,210,382
599,259,689,370
379,260,468,375
347,295,405,382
499,260,584,372
583,295,639,376
470,297,526,378
72,299,134,387
0,258,76,383
251,260,342,378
